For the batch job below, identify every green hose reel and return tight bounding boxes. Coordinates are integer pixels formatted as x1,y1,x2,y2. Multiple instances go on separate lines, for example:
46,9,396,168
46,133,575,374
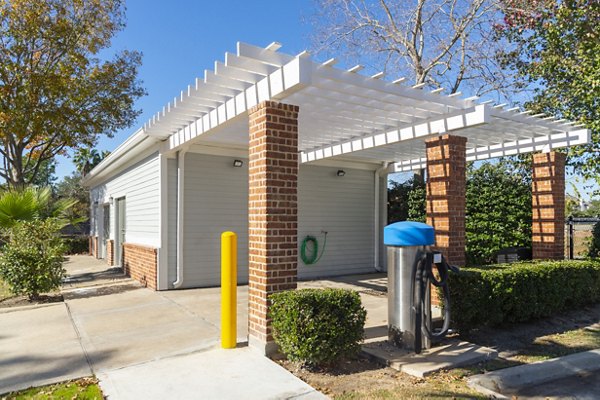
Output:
300,231,328,265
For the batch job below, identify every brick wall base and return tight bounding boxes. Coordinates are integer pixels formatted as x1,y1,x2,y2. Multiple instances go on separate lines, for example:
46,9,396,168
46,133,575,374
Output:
106,239,115,266
89,236,99,258
122,243,157,289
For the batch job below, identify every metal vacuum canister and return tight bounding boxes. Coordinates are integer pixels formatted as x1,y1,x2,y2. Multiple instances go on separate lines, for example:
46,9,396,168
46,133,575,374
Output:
384,221,435,351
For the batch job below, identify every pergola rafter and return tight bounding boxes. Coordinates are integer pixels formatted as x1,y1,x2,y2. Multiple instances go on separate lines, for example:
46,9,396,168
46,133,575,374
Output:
135,41,589,169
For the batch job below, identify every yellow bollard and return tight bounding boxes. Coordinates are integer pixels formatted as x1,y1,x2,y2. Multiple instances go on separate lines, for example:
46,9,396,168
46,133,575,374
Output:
221,231,237,349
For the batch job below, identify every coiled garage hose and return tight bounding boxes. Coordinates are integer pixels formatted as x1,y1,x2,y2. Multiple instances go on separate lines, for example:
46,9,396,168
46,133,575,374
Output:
300,232,328,265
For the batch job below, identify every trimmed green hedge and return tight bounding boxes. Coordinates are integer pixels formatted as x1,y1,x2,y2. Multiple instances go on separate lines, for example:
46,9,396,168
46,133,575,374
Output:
63,235,89,255
270,288,366,366
448,259,600,332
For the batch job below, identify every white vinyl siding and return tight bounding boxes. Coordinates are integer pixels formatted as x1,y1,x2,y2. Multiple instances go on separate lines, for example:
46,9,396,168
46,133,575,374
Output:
178,153,376,288
298,165,375,279
90,153,160,249
181,153,249,288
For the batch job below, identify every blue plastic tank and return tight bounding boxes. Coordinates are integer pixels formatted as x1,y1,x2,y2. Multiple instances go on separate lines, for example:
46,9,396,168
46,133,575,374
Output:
383,221,435,247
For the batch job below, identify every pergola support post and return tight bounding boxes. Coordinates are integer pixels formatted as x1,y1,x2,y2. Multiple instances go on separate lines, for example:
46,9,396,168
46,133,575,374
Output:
532,152,566,260
247,101,299,355
425,134,467,266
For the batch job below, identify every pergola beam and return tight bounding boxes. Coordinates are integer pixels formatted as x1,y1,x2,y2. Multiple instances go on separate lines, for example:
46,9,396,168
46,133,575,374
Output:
301,105,488,163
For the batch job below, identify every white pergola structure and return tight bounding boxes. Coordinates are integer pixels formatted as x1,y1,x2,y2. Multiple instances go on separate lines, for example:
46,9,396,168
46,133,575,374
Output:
145,42,589,353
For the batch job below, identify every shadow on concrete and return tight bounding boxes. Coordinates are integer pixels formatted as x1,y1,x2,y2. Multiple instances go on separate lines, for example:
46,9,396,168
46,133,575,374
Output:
0,350,114,395
62,283,141,301
63,267,128,285
364,325,388,341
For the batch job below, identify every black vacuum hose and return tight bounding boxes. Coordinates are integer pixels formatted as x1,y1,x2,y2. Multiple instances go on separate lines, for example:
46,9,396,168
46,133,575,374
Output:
413,250,456,354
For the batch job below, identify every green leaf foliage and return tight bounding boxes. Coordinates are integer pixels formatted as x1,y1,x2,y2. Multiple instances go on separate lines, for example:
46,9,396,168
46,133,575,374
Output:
500,0,600,189
269,288,367,367
588,221,600,259
447,259,600,332
387,176,426,223
0,186,80,229
64,235,90,255
0,0,145,188
0,218,66,300
466,162,532,265
389,162,532,265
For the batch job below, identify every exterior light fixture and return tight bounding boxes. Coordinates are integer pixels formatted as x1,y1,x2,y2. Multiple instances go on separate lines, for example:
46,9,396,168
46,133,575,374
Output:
336,170,346,177
233,159,244,168
109,197,114,205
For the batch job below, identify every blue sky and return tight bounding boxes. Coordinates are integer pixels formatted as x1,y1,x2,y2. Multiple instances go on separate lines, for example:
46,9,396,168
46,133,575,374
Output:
55,0,313,177
53,0,597,199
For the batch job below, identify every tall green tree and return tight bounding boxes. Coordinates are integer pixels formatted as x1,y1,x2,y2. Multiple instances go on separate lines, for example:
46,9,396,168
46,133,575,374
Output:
0,0,145,189
55,172,89,226
498,0,600,188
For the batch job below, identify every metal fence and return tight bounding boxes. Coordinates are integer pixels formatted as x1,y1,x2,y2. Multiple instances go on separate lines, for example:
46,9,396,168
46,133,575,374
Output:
566,217,599,259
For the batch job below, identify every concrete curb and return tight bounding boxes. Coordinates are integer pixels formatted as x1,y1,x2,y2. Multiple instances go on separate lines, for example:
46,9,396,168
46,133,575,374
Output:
467,349,600,399
0,300,62,314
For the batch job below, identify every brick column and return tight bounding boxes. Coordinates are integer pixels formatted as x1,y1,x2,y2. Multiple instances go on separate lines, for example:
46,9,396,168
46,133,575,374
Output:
425,134,467,266
532,152,566,260
248,101,299,355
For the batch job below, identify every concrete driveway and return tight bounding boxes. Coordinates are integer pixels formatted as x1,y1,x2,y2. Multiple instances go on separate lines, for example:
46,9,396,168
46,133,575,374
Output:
0,256,238,394
0,256,332,398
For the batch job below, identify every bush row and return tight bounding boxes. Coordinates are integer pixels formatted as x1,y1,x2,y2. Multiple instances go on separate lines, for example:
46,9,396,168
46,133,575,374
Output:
63,235,89,255
447,259,600,332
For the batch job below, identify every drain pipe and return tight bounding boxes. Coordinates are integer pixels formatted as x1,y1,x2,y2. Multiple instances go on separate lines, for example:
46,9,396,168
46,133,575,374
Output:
374,162,390,272
172,149,187,289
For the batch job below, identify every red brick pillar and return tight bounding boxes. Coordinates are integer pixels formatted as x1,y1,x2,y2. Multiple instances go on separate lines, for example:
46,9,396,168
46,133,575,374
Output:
248,101,299,355
532,152,566,260
425,134,467,266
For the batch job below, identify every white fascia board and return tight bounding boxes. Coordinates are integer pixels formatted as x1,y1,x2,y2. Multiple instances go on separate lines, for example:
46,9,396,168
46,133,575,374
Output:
301,105,488,163
390,128,590,172
82,132,161,187
162,56,310,155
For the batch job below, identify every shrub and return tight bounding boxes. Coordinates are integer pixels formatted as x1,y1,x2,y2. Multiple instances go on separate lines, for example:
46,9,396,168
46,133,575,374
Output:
270,288,367,366
63,235,89,255
588,221,600,258
0,219,66,300
465,162,532,266
447,259,600,332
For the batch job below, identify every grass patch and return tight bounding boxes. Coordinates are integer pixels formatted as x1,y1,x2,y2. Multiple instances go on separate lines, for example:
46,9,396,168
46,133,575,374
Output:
512,325,600,363
1,378,102,400
333,373,488,400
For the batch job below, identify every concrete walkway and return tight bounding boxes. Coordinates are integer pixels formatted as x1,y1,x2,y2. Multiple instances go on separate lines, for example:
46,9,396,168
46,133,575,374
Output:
0,256,327,399
98,347,326,400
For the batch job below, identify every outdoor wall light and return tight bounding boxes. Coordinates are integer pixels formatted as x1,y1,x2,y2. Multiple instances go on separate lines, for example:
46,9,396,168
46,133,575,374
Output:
336,170,346,177
233,159,244,168
109,197,114,204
